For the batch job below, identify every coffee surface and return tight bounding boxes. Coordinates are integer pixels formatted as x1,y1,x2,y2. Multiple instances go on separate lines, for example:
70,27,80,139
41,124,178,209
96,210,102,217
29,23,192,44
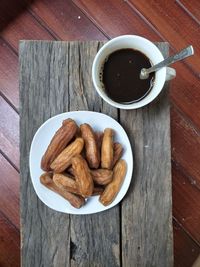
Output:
102,49,154,103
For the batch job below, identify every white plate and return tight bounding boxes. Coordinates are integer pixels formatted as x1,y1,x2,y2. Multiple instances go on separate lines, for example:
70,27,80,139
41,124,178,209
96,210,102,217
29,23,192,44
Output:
29,111,133,214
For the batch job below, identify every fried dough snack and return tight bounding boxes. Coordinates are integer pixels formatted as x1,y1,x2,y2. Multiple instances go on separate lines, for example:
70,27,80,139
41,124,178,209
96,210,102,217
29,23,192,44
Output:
91,169,113,185
80,123,100,169
40,172,85,208
68,166,113,185
53,173,103,197
101,128,114,169
99,159,127,206
41,118,78,171
50,137,84,173
39,118,127,209
72,155,94,197
53,173,79,195
111,142,123,169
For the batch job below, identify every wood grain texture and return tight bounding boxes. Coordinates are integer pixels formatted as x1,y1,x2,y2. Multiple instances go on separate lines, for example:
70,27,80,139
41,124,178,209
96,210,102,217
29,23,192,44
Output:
1,8,54,51
68,41,119,267
177,0,200,24
20,41,71,267
121,45,172,266
173,219,200,267
171,107,200,188
170,63,200,130
0,211,20,267
0,153,19,229
28,0,106,40
0,37,19,109
0,96,19,169
20,41,172,266
72,0,160,40
173,164,200,244
19,40,119,267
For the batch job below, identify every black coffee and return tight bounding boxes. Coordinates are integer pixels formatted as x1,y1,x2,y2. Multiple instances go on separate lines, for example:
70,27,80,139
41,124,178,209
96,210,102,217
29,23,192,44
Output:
102,49,154,103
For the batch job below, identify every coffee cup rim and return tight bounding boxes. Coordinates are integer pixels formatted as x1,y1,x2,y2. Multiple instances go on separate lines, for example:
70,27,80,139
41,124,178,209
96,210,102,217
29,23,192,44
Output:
92,35,166,109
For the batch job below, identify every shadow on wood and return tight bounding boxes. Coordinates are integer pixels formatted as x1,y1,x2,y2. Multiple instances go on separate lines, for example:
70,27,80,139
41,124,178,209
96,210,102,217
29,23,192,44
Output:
0,0,33,32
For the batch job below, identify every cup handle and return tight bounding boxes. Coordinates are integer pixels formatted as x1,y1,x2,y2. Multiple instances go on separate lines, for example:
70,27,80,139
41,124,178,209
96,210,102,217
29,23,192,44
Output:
166,67,176,81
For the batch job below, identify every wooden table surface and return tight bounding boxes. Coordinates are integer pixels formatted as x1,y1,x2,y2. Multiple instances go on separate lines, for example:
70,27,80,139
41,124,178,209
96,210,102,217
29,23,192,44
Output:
0,1,200,267
19,40,172,266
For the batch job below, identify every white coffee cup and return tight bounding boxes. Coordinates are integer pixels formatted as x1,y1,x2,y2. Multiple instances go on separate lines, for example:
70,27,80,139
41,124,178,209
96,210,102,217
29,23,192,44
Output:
92,35,176,109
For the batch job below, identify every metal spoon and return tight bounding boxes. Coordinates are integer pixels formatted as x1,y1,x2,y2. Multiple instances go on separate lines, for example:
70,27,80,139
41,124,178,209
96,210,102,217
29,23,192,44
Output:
140,45,194,79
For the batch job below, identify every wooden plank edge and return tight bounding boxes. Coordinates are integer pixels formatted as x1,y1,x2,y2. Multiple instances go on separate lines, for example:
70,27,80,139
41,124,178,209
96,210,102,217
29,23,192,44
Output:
176,0,200,26
26,8,59,40
0,90,19,114
0,148,19,172
173,217,200,247
172,159,200,192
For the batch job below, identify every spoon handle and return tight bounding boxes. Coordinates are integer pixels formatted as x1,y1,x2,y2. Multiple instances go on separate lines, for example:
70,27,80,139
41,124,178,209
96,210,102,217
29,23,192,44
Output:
146,45,194,75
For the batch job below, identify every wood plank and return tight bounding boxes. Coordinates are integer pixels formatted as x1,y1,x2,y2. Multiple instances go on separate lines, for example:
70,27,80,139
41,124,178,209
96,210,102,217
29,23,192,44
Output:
0,153,19,229
68,41,119,267
72,0,160,40
20,41,71,267
28,0,105,40
127,0,200,73
19,40,119,266
0,37,19,109
21,42,119,266
20,40,172,266
0,96,19,169
1,8,54,51
173,164,200,243
177,0,200,24
171,107,200,188
173,219,200,267
0,211,20,267
121,44,172,266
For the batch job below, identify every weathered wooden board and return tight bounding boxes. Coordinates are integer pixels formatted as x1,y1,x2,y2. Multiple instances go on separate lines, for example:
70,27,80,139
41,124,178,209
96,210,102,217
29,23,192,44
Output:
20,41,172,266
120,50,173,266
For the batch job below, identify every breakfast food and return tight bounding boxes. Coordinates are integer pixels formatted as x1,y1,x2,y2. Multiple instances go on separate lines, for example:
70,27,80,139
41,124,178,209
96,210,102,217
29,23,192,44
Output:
50,137,84,172
99,159,127,206
41,118,78,171
90,169,113,185
53,173,79,195
112,142,123,169
40,118,127,209
80,123,100,169
40,172,85,208
71,155,94,197
101,128,114,169
53,172,104,197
